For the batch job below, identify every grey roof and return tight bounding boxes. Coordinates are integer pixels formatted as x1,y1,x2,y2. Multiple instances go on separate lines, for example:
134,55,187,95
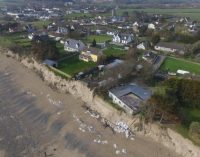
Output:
43,59,58,67
110,84,151,101
64,39,85,51
156,42,185,51
105,59,124,69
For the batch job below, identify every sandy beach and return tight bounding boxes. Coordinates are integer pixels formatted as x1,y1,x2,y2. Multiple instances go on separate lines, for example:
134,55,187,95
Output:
0,54,181,157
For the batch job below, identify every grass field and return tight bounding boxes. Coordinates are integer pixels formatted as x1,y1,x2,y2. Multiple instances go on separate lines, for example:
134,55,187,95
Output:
58,55,96,76
160,57,200,75
85,35,112,43
0,32,31,48
103,47,126,57
117,8,200,21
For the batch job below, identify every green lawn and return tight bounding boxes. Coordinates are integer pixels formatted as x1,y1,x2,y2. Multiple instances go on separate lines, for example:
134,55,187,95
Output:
57,55,96,76
182,108,200,125
103,47,126,57
160,57,200,75
85,35,112,43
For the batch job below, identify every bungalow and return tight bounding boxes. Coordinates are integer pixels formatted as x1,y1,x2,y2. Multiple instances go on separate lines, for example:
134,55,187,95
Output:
112,34,134,45
154,42,186,55
109,84,151,114
137,42,148,50
64,39,85,52
79,47,102,62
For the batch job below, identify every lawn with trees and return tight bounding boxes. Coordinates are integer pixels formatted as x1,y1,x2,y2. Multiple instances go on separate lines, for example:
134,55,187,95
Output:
146,78,200,145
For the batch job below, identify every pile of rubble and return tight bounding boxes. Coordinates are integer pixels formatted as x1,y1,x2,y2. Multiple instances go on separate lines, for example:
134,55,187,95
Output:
114,121,135,140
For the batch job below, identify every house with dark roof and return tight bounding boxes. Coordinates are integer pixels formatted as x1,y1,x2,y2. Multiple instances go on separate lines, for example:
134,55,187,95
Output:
112,33,134,45
64,39,85,52
109,84,151,114
154,42,186,55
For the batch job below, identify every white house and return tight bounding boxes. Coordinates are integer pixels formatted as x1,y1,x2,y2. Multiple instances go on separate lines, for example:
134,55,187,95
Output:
109,84,151,114
112,34,134,45
107,31,116,36
56,27,68,34
148,23,156,30
64,39,85,52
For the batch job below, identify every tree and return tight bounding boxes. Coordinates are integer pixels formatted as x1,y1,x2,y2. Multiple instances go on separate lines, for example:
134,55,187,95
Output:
138,25,148,36
151,34,160,45
122,11,129,17
192,40,200,55
31,39,59,61
92,38,96,47
189,122,200,145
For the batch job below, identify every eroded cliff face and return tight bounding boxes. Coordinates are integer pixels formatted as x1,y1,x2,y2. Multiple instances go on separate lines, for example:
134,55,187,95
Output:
1,48,200,157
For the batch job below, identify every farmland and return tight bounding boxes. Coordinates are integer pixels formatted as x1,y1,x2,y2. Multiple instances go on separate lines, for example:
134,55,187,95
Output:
160,57,200,75
117,8,200,21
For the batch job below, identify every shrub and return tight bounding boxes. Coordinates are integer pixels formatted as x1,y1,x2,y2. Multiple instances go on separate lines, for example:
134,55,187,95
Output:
189,122,200,145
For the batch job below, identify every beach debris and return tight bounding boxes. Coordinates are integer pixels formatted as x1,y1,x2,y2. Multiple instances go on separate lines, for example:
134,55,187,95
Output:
113,144,117,149
122,148,127,154
115,150,120,155
4,72,10,76
113,144,127,155
93,138,108,145
46,94,62,107
85,109,100,119
26,91,36,97
73,114,96,134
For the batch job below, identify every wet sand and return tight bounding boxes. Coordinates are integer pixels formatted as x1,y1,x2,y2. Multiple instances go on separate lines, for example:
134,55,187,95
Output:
0,54,181,157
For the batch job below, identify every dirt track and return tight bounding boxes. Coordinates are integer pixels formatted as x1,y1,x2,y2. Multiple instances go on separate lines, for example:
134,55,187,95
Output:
0,54,181,157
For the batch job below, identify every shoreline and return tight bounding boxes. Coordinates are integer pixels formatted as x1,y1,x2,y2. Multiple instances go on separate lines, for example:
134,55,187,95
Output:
0,48,198,157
